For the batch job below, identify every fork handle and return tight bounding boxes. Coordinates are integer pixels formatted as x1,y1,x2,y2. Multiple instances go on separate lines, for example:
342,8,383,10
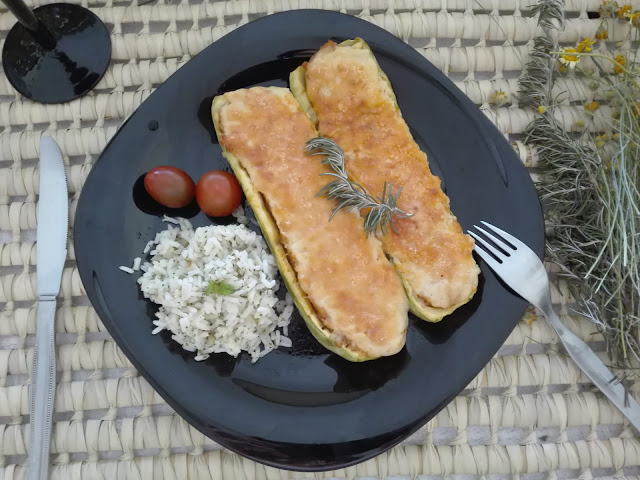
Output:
542,305,640,432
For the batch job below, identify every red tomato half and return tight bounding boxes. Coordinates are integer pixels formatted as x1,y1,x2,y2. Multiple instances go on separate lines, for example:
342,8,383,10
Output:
196,170,242,217
144,166,196,208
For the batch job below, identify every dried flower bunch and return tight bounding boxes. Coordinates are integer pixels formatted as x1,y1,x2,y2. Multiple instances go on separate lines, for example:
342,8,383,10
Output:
519,0,640,366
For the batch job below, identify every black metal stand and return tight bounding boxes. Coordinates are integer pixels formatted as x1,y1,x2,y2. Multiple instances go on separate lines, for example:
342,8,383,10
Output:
1,1,111,104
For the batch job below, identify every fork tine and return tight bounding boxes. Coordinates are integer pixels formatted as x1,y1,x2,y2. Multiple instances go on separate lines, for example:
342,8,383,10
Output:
468,230,505,261
474,225,514,253
472,243,503,271
480,221,526,250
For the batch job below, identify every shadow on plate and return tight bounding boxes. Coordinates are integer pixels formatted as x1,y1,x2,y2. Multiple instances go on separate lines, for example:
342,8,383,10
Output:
157,327,241,376
197,95,218,144
230,348,409,407
284,314,331,357
216,49,320,95
327,347,410,393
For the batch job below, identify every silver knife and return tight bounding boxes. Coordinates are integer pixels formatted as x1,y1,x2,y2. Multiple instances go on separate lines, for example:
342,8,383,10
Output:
29,137,68,480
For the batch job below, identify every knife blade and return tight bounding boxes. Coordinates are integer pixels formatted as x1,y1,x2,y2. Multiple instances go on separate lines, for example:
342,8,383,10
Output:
29,137,68,480
36,137,68,296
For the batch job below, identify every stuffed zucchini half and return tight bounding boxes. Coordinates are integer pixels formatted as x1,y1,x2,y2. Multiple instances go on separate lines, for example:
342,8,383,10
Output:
211,87,409,361
290,39,480,323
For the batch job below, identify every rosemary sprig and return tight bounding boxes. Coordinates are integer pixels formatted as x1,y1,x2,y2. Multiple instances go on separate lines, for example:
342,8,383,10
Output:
304,137,413,235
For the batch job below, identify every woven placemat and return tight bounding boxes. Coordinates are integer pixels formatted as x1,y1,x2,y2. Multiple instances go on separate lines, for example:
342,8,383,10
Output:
1,0,640,478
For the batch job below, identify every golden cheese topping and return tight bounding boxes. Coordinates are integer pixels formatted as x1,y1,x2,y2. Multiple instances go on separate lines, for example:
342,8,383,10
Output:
304,41,479,310
214,87,408,357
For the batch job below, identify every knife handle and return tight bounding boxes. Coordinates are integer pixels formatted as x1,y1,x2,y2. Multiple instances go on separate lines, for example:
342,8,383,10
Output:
28,299,57,480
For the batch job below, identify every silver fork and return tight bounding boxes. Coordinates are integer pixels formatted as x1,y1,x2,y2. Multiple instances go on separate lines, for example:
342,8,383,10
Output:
469,221,640,431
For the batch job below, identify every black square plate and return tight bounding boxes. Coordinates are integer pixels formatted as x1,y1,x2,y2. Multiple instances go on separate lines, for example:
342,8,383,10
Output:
74,10,544,471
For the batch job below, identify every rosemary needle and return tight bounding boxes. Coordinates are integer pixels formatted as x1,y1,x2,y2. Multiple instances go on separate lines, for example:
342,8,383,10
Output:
304,137,413,236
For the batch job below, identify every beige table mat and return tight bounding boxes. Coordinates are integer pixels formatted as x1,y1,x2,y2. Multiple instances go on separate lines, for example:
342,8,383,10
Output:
1,0,640,478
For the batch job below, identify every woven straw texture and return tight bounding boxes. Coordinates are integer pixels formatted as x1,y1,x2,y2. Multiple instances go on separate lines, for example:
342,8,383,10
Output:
1,0,640,478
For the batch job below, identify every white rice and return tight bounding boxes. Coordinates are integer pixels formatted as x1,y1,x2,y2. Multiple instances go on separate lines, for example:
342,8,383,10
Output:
231,205,248,225
119,266,134,274
136,217,294,362
232,205,260,229
132,257,142,271
143,241,154,254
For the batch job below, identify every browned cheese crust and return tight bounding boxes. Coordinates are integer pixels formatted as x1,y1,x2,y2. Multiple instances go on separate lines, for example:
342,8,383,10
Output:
214,87,408,357
303,41,480,313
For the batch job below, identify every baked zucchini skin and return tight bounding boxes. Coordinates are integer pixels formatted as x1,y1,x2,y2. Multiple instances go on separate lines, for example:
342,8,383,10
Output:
212,88,408,360
290,39,479,323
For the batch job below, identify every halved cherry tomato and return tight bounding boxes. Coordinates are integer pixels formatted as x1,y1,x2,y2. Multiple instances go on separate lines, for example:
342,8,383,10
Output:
196,170,242,217
144,166,195,208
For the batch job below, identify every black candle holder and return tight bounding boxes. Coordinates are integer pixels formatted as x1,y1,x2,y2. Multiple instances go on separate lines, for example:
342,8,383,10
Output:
2,1,111,104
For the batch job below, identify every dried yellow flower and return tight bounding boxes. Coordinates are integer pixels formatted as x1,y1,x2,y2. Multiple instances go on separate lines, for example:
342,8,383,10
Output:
614,53,626,74
626,11,640,27
489,90,509,107
585,101,600,112
523,307,537,326
595,135,611,148
576,38,596,52
559,48,579,68
557,39,596,70
538,105,547,114
618,4,632,18
595,28,609,40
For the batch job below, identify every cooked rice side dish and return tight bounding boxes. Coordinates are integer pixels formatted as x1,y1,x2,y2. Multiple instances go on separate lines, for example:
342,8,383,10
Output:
130,216,294,362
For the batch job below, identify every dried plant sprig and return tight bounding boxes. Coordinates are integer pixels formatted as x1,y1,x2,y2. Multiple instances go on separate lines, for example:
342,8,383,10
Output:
520,0,640,367
304,137,413,236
